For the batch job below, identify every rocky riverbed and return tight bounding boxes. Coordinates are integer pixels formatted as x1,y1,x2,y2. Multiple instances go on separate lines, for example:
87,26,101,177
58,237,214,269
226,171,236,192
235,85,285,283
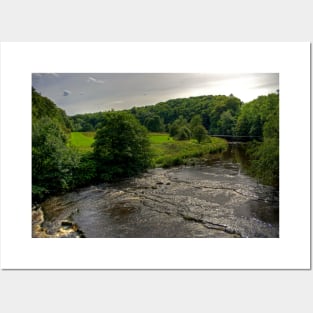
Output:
34,147,279,238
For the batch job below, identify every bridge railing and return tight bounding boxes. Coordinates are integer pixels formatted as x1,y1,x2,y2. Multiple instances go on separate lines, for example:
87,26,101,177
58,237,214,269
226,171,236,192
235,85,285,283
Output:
210,135,262,142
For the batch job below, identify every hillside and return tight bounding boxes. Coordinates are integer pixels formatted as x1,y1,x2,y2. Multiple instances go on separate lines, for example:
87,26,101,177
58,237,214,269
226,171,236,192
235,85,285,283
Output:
32,87,72,132
70,94,243,135
32,88,79,201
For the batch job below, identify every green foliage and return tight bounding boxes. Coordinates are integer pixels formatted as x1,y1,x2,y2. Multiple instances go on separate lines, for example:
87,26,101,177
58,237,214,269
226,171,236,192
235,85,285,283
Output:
245,93,279,186
248,138,279,186
193,125,207,143
148,133,174,144
93,111,152,181
235,95,278,138
72,152,97,187
188,114,207,143
151,136,227,168
176,126,192,140
218,110,236,135
33,84,279,200
70,112,107,131
70,132,95,152
32,87,79,200
32,88,72,132
32,117,80,200
144,114,165,132
70,95,243,136
32,88,100,201
167,116,192,141
169,116,188,137
189,114,203,132
68,128,225,177
209,95,242,134
32,185,49,202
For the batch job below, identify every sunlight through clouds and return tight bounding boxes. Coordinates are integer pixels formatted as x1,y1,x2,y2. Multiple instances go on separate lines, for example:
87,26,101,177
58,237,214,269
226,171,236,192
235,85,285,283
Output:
32,73,279,115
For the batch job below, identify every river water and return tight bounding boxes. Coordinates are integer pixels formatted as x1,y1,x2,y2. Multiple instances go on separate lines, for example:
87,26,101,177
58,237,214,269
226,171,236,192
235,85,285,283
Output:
38,143,279,238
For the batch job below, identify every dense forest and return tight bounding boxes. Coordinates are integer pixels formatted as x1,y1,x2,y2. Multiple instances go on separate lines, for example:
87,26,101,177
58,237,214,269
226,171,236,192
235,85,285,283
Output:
32,88,279,202
70,94,243,135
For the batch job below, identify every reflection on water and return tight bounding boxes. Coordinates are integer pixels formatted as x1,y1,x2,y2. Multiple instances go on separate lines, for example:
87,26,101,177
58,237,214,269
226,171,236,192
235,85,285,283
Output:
39,143,279,238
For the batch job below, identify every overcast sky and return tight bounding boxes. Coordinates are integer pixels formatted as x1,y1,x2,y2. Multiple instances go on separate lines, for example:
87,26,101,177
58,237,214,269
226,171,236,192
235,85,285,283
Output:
32,73,279,116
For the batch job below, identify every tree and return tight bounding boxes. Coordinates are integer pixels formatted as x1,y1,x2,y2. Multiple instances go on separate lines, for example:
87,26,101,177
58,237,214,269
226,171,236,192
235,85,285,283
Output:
72,152,97,187
176,126,192,140
93,111,151,181
144,114,164,132
169,116,189,137
189,114,202,132
246,93,279,186
32,117,79,200
32,88,80,201
218,110,235,135
193,125,207,143
32,88,72,132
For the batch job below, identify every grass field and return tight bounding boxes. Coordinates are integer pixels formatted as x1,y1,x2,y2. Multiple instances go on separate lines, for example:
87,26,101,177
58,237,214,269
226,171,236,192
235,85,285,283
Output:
70,132,171,148
70,131,227,167
148,133,174,144
70,132,95,152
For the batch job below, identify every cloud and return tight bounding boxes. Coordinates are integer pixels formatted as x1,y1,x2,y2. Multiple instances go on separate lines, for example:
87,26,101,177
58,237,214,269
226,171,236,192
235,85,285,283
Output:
33,73,279,115
87,76,104,84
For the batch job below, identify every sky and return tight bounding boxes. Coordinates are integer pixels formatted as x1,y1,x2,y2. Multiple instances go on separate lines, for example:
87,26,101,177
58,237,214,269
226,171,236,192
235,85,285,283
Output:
32,73,279,116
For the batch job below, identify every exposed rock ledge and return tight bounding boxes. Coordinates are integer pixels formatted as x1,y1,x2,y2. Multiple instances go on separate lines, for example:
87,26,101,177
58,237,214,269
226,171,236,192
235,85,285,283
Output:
32,206,84,238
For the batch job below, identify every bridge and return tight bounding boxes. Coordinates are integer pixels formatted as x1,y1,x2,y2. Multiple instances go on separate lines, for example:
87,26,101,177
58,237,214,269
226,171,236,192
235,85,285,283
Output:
210,135,262,142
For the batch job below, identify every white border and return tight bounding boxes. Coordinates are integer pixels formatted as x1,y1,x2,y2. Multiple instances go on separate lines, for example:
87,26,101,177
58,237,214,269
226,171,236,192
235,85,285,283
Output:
0,42,310,269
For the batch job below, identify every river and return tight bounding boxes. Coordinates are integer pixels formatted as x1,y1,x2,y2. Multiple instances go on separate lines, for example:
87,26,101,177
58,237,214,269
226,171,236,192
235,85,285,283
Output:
35,143,279,238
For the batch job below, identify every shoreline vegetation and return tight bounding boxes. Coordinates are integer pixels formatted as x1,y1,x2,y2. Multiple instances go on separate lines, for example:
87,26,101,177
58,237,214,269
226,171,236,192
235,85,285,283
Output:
70,131,228,168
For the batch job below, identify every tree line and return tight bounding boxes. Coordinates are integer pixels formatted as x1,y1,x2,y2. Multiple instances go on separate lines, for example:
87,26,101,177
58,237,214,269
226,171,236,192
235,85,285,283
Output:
70,94,243,135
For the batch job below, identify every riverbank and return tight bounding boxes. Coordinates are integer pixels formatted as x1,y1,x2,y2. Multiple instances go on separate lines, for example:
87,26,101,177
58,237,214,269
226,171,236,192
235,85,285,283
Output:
150,136,228,168
32,151,228,238
35,137,227,201
35,144,279,238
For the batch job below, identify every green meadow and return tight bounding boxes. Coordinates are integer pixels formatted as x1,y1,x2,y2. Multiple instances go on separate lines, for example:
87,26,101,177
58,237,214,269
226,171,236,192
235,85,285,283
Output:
70,131,227,167
70,132,95,152
148,133,174,144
